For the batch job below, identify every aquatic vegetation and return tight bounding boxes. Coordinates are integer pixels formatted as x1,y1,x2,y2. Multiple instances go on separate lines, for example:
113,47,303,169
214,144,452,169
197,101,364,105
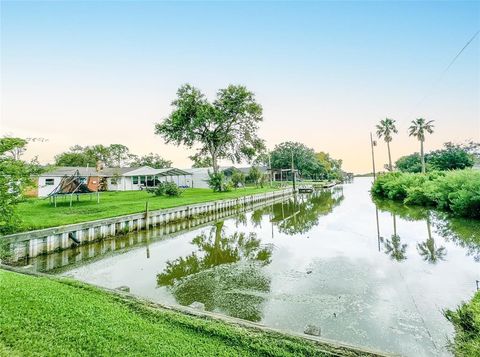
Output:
372,170,480,218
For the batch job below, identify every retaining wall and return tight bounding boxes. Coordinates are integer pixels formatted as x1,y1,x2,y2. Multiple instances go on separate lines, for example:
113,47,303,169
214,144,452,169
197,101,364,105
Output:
2,188,293,260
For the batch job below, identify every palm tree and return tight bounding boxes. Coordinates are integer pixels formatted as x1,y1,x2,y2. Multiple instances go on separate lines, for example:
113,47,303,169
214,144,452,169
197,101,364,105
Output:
408,118,434,173
376,118,398,171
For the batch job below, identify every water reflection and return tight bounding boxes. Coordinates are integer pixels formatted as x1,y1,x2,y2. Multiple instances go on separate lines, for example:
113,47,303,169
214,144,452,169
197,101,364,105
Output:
417,215,447,264
374,198,480,264
263,187,345,235
157,222,273,321
434,216,480,262
382,214,408,262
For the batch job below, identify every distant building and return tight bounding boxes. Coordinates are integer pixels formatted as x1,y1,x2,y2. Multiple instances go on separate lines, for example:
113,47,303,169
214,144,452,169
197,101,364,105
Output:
37,166,192,197
183,166,269,188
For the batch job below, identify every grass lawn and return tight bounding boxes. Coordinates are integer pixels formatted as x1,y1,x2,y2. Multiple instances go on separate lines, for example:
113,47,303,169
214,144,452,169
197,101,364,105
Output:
0,269,349,357
15,187,281,232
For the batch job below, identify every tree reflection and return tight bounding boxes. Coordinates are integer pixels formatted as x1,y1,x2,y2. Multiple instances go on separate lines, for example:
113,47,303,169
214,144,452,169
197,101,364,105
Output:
267,188,344,235
434,216,480,262
383,214,408,262
157,222,272,321
417,215,446,263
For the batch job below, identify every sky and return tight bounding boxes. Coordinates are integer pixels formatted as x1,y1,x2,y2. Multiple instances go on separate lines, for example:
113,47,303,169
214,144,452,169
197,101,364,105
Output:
1,1,479,174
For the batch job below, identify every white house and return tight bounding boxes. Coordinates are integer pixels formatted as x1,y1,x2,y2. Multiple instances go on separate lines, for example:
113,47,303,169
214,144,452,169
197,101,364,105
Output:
37,166,193,197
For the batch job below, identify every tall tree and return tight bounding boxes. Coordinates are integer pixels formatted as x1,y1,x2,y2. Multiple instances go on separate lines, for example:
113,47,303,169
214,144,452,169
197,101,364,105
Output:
108,144,131,167
155,84,264,174
0,137,41,234
130,153,172,168
189,152,213,168
376,118,398,171
270,142,320,179
408,118,435,174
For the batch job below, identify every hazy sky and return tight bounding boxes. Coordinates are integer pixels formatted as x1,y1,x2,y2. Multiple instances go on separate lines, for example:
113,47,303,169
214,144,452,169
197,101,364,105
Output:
1,1,479,173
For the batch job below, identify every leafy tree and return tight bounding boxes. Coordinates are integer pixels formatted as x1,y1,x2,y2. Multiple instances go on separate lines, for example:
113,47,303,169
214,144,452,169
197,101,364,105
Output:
0,137,41,234
155,84,265,174
130,153,172,168
315,152,343,180
54,151,96,167
409,118,434,173
189,152,213,168
230,170,245,189
55,144,122,167
247,167,263,186
376,118,398,171
207,172,231,192
395,153,424,173
396,145,474,173
428,146,474,171
108,144,132,167
270,142,319,179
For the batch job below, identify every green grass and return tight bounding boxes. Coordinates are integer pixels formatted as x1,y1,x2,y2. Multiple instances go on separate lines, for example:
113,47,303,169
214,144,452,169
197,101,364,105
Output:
0,269,350,357
445,290,480,356
15,187,280,232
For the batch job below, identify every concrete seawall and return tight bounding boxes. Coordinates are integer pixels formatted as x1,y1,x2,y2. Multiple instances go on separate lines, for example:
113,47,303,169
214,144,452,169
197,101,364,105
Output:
2,188,293,260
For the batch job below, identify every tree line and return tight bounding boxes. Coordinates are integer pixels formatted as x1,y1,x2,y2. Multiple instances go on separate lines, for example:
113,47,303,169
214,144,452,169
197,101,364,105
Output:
54,144,172,169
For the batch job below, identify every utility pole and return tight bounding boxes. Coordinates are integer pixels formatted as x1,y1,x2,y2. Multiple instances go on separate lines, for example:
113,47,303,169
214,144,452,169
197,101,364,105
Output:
291,150,296,192
268,152,272,187
370,132,377,180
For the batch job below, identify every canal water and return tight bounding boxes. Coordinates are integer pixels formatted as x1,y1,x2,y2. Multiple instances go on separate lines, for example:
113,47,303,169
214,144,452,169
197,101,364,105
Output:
19,178,480,356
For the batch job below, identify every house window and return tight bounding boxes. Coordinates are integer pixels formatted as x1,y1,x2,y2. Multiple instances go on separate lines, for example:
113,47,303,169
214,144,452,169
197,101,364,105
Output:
45,178,54,186
132,176,138,184
140,176,146,185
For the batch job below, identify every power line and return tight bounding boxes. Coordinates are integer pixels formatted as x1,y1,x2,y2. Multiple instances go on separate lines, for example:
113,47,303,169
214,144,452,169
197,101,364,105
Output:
413,29,480,112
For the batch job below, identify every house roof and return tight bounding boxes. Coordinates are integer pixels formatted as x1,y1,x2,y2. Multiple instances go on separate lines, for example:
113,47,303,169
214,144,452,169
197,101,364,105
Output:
123,167,192,176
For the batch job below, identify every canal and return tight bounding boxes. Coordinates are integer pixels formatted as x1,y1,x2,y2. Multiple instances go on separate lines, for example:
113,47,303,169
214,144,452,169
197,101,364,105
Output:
17,178,480,356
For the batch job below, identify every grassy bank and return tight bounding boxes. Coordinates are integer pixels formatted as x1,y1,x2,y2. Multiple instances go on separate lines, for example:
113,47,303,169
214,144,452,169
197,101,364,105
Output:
445,291,480,356
14,187,280,232
371,170,480,218
0,269,368,357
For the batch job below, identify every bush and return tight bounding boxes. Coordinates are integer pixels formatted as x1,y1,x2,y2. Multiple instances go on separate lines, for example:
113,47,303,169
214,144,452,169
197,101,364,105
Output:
372,170,480,218
164,182,182,197
231,170,245,189
246,167,262,187
147,182,182,197
444,291,480,356
208,172,231,192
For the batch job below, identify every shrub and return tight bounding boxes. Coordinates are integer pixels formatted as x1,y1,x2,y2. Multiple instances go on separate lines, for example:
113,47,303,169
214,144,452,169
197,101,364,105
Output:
147,182,182,197
147,184,165,196
372,170,480,218
231,170,245,189
208,172,231,192
164,182,182,197
444,291,480,356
